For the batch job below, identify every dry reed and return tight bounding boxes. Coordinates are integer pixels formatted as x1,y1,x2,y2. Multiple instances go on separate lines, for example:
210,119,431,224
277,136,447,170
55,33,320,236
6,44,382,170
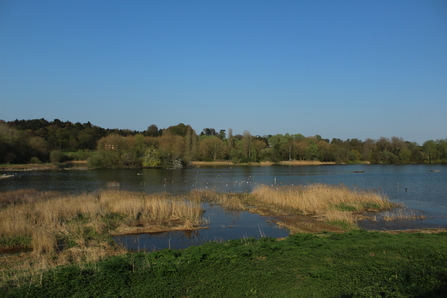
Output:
187,189,247,210
0,190,203,244
250,184,392,223
382,209,426,221
0,189,204,287
0,189,60,207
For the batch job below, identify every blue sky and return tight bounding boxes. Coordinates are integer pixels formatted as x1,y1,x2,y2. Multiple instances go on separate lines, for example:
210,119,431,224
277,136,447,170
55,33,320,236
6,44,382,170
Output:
1,0,446,144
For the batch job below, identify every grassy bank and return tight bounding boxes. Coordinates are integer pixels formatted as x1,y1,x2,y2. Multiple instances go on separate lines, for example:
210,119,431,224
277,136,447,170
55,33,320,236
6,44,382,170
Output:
189,161,274,167
0,164,59,171
3,231,447,297
278,160,337,165
189,160,337,167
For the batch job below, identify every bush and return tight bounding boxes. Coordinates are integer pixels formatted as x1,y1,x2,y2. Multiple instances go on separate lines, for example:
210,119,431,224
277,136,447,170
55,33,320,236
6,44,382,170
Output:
29,157,42,164
49,151,66,163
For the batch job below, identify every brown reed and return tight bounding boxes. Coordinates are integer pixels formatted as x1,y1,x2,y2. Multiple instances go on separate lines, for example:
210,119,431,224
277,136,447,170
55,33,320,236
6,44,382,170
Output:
249,184,392,223
187,189,247,210
0,189,60,207
0,190,203,253
382,208,426,221
0,189,204,287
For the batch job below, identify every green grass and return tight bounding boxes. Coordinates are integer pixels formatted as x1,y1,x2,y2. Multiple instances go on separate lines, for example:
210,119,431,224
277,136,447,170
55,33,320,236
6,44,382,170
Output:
326,220,359,231
3,231,447,297
0,236,32,249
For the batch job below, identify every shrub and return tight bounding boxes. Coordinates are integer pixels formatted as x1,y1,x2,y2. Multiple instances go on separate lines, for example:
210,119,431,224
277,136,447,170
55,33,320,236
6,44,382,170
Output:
29,157,42,164
49,150,66,163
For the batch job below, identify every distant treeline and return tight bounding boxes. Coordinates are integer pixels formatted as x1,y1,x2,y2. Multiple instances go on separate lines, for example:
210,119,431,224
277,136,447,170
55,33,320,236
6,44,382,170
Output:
1,119,446,167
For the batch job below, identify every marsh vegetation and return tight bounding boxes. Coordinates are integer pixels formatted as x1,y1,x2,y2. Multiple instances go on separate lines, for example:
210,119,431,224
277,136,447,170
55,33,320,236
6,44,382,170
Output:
0,183,397,289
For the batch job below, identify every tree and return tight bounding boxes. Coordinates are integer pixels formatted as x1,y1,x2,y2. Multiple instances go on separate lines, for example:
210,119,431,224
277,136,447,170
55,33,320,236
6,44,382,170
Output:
391,136,406,157
146,124,160,137
317,140,331,161
242,130,253,161
422,140,438,164
362,138,376,162
95,134,126,167
28,136,49,162
142,148,161,167
165,123,189,137
158,135,185,168
201,128,216,136
268,134,287,161
305,138,319,160
199,136,227,160
218,130,226,140
50,150,66,163
184,126,198,162
227,129,234,151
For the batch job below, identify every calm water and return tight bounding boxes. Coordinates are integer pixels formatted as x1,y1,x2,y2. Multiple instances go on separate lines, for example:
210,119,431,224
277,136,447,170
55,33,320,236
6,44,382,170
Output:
1,164,446,250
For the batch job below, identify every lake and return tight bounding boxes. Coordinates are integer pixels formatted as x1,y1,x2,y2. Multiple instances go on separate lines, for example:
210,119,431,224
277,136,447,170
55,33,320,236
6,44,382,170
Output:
1,164,446,250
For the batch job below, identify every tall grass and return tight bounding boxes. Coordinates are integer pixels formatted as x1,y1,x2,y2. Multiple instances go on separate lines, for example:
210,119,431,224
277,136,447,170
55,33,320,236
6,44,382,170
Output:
0,189,60,207
0,190,203,246
382,208,426,221
250,184,393,223
188,189,247,210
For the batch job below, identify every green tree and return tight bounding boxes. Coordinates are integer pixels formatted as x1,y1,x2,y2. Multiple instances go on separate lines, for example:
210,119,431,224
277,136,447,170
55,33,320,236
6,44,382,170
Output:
422,140,439,164
50,150,66,163
242,130,254,161
184,126,198,163
142,148,161,167
28,136,49,162
146,124,160,137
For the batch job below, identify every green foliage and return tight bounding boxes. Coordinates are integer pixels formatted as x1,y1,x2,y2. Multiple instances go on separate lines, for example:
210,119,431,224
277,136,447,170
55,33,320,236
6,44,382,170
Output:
65,150,91,161
333,203,358,212
29,157,42,164
0,236,32,249
142,148,161,168
101,212,125,230
49,150,66,163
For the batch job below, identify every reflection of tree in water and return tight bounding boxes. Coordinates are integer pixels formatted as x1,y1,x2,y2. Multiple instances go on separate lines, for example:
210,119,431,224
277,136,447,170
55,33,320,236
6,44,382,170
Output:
183,229,200,239
148,230,200,240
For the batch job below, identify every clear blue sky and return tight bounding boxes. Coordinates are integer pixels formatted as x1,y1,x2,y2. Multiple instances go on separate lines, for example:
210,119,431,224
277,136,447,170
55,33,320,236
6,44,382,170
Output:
1,0,446,144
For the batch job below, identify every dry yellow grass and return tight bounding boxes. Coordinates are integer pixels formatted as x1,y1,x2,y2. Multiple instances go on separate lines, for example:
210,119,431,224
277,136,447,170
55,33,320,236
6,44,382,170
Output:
0,189,60,207
0,190,203,251
99,190,202,224
187,185,391,225
382,209,426,221
250,184,392,223
190,161,274,167
187,189,247,210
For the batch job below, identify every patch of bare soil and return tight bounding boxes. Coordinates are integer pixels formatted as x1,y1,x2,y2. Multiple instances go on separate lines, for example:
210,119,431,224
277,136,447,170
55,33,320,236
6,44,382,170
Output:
109,219,208,236
249,207,346,233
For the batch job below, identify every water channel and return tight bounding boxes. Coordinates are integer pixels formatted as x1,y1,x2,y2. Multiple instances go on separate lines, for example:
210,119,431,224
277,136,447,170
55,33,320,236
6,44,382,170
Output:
1,164,446,250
